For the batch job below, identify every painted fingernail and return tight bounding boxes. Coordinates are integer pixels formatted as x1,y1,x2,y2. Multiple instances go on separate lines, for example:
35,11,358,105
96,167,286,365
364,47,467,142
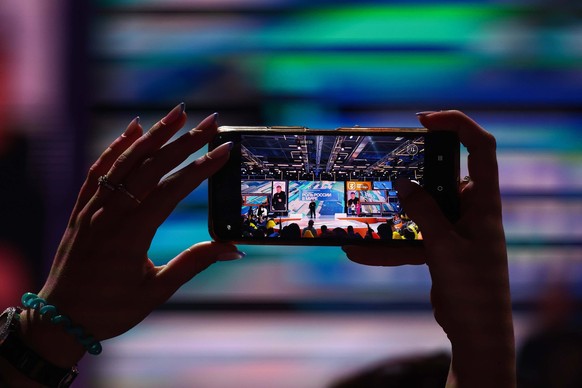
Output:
161,102,186,126
394,178,417,199
193,112,219,132
206,141,234,160
415,111,437,117
217,250,246,261
122,116,140,137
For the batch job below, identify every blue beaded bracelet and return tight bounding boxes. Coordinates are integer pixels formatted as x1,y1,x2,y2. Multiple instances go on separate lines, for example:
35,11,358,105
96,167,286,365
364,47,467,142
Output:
21,292,102,355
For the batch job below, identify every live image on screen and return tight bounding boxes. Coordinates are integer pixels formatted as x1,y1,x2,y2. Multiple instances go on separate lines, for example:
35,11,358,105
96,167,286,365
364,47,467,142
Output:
239,133,424,241
289,181,344,217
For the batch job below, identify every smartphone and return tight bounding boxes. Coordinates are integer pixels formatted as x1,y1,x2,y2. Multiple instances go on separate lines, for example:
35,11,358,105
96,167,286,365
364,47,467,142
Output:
208,126,459,246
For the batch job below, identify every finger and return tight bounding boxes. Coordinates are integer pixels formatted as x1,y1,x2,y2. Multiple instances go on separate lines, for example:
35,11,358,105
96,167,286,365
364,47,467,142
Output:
86,103,187,213
154,242,245,301
342,245,426,266
417,110,500,190
140,141,234,229
395,178,453,244
117,113,218,204
70,117,142,222
459,175,471,193
107,103,187,186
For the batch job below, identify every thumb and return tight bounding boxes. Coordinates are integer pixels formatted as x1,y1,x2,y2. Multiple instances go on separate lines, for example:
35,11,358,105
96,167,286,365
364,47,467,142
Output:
395,178,453,243
155,242,245,299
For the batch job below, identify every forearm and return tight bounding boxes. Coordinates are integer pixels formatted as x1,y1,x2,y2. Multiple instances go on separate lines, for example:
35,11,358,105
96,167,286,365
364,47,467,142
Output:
444,300,516,387
448,335,515,388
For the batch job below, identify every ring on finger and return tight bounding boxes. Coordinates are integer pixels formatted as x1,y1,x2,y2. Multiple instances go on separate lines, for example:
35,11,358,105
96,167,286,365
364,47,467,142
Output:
116,183,142,205
98,175,116,191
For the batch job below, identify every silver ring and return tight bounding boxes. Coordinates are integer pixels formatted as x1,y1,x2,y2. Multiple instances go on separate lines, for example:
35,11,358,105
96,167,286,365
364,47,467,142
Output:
98,175,116,191
116,184,141,204
204,152,213,161
462,175,471,182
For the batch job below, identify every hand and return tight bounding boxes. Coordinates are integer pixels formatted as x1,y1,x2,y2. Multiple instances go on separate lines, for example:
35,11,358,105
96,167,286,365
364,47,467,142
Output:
21,104,243,367
343,111,515,387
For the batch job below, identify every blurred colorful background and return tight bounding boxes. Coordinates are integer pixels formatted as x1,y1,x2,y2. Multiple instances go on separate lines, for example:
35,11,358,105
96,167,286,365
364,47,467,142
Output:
1,0,581,386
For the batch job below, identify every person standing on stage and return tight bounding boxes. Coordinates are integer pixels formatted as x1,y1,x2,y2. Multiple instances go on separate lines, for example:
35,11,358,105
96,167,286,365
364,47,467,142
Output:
308,199,316,219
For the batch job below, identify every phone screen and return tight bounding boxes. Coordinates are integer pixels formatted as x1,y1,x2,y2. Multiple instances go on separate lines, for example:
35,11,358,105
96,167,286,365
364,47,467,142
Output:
209,129,458,245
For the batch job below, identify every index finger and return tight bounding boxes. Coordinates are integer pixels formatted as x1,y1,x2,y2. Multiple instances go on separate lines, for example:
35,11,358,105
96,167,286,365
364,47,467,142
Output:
417,110,500,191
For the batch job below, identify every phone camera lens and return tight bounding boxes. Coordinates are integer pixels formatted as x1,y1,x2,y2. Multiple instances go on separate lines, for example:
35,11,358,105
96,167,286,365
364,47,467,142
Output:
406,144,419,155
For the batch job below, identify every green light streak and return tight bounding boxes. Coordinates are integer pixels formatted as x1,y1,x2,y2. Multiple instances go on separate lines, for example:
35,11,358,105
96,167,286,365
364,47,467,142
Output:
260,5,513,46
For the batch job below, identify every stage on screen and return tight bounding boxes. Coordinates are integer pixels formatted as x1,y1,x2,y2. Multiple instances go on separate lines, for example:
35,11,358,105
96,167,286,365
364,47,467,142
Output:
241,179,421,241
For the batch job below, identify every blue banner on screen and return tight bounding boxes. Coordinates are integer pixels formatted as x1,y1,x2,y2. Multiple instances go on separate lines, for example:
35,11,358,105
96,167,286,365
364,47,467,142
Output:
300,189,342,202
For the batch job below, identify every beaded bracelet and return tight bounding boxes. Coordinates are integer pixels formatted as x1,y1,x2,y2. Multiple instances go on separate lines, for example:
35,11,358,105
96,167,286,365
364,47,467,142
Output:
21,292,102,355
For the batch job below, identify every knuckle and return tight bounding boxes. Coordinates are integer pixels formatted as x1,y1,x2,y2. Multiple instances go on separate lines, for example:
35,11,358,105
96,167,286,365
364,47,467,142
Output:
141,128,154,140
111,152,129,170
140,156,155,170
87,163,104,181
482,131,497,150
87,163,100,177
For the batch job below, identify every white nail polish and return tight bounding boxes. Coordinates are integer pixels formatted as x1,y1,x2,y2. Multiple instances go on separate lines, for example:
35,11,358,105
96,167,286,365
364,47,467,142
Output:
207,142,234,160
217,250,246,261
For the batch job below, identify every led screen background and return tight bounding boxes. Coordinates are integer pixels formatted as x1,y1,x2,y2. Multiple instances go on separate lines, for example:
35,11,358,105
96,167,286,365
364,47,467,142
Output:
289,181,344,216
90,0,582,304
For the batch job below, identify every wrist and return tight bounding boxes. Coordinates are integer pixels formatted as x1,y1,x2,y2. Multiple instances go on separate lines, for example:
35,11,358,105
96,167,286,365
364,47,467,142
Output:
0,306,81,387
438,298,516,387
433,275,514,340
18,308,86,368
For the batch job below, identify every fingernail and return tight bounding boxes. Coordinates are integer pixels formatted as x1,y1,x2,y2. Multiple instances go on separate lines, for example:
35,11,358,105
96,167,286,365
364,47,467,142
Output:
161,102,186,126
415,111,437,117
193,112,219,132
206,141,234,160
394,178,417,199
122,116,140,137
217,250,246,261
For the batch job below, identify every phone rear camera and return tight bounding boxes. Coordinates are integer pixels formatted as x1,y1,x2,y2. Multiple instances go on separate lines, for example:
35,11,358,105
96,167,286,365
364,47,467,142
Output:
406,144,419,155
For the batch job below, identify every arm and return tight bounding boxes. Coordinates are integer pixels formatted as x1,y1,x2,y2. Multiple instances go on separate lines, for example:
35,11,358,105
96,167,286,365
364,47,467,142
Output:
343,110,515,388
1,105,244,386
